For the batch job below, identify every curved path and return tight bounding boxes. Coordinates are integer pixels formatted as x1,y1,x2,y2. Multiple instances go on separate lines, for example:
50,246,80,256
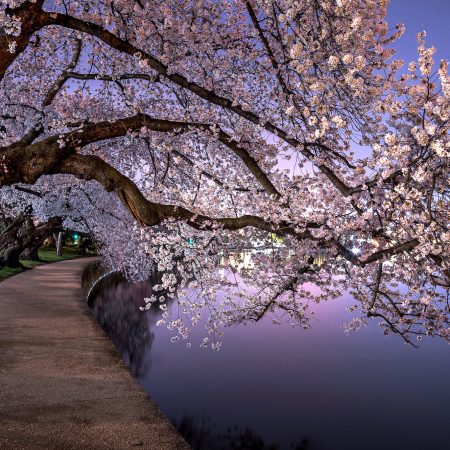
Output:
0,258,190,450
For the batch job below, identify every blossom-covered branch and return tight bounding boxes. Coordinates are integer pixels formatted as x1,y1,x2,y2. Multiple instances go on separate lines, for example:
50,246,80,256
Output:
1,0,448,347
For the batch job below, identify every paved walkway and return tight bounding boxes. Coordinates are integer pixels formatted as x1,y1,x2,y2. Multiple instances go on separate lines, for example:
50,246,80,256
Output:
0,258,190,450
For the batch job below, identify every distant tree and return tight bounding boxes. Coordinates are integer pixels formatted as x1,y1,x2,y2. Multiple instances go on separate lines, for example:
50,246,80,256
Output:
0,0,448,345
0,208,61,267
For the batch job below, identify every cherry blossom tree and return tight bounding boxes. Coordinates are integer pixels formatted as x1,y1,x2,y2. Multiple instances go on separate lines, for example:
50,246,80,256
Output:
0,0,448,347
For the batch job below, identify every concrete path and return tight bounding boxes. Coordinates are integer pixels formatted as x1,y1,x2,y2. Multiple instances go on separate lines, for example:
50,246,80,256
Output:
0,258,190,450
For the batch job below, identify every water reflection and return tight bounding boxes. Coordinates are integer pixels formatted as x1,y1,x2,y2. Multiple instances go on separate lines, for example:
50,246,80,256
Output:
90,276,450,450
174,413,311,450
90,278,156,379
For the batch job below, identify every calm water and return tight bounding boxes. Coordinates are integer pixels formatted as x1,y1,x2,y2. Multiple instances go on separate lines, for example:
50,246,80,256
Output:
91,278,450,450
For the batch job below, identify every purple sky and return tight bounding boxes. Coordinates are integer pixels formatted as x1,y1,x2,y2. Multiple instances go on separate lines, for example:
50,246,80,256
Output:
387,0,450,62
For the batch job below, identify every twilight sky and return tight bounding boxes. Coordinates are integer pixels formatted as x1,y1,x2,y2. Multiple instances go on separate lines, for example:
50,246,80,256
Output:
387,0,450,63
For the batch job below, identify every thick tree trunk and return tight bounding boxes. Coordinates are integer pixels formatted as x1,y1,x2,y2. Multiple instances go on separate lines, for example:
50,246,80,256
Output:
20,228,45,261
20,244,41,261
56,232,64,256
19,218,42,261
0,216,62,268
2,244,23,268
0,215,28,268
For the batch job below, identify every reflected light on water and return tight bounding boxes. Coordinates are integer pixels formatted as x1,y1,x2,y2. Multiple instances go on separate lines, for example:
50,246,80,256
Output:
90,259,450,450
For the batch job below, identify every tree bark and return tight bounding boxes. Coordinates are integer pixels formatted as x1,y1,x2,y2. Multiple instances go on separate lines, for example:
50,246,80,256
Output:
0,216,62,268
19,218,41,261
20,243,41,261
0,215,28,268
56,231,64,256
0,1,47,81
